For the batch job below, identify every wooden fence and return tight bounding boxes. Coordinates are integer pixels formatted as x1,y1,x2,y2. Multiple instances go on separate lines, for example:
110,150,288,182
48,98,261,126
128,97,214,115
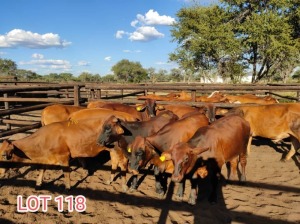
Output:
0,82,299,138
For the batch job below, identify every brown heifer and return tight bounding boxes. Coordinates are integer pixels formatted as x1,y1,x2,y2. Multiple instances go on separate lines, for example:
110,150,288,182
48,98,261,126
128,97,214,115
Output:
222,93,279,104
87,99,157,121
196,91,229,103
41,104,85,126
97,111,179,190
128,112,209,195
68,108,138,122
225,103,300,161
67,108,137,191
156,103,217,123
162,114,250,204
0,118,113,190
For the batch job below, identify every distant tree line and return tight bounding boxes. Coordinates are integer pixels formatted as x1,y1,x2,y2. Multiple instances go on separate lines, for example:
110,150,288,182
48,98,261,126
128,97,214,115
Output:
0,57,299,84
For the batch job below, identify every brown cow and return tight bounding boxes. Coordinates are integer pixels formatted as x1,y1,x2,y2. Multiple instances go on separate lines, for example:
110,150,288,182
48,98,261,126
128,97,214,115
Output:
0,118,113,190
68,108,138,122
97,110,179,190
128,112,209,195
196,91,229,103
156,103,217,123
222,93,278,104
162,114,250,204
41,104,85,126
225,103,300,161
87,99,157,121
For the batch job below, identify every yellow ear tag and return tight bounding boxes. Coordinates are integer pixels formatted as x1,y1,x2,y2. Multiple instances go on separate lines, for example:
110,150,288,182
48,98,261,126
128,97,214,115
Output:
159,155,166,162
128,147,131,153
136,106,142,111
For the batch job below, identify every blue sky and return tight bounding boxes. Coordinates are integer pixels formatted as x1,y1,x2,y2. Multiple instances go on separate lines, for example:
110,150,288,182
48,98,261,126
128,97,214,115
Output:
0,0,214,76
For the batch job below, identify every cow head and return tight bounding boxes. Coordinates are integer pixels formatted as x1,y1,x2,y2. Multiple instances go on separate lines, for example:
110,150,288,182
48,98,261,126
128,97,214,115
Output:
0,140,15,161
136,99,157,119
97,116,124,147
200,103,216,123
128,136,154,174
162,142,208,183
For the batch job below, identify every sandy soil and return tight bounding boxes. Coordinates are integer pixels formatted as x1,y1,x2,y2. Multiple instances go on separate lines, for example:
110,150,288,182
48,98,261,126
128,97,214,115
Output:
0,112,299,224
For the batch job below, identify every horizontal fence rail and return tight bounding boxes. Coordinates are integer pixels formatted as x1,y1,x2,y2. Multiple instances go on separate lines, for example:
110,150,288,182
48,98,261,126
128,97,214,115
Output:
0,82,299,139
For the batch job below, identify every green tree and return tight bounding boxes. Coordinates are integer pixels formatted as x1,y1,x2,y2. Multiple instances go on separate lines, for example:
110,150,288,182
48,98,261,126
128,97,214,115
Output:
16,69,42,81
169,68,183,82
101,74,117,83
170,6,242,83
58,73,75,81
111,59,148,83
223,0,300,83
77,72,95,82
0,58,17,75
170,1,300,83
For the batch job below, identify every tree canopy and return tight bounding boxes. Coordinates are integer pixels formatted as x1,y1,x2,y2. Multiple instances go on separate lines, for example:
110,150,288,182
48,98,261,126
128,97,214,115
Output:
170,0,300,83
111,59,148,83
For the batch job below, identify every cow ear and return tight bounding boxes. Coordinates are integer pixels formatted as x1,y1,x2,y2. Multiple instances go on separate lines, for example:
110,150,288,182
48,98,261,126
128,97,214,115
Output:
136,104,146,111
110,116,119,123
155,105,165,111
192,147,209,157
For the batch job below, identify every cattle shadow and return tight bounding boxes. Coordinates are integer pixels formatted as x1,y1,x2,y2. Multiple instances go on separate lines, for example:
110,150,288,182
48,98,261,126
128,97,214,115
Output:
252,137,300,170
0,150,299,223
0,175,297,224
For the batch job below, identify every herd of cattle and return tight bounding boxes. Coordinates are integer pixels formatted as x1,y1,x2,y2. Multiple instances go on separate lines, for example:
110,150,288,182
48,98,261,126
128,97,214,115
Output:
0,91,299,205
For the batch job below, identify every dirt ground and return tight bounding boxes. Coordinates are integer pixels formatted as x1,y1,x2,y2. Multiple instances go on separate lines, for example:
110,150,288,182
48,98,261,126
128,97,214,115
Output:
0,111,299,224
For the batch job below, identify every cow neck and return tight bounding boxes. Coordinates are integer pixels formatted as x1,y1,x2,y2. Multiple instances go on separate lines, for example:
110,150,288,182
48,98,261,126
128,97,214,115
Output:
120,120,140,135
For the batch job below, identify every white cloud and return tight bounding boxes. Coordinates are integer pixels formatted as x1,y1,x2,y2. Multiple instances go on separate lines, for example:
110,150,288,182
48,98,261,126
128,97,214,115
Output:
104,56,111,61
19,59,71,70
32,53,44,59
115,30,125,39
0,29,71,48
77,60,90,66
129,26,164,42
131,20,139,28
134,9,176,26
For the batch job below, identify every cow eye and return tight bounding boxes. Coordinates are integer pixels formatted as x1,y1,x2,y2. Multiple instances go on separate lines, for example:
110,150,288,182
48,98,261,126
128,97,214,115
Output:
183,156,189,163
136,150,143,156
104,126,111,132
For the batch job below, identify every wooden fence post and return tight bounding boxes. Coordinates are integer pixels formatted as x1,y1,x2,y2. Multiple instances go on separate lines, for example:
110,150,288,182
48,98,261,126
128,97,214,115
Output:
73,85,80,106
191,90,196,102
4,93,11,130
96,89,101,99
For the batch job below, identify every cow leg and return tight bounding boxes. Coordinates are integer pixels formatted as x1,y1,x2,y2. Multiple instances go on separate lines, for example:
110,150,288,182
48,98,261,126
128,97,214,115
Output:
35,168,45,189
282,136,299,161
208,164,220,204
129,174,138,191
239,153,247,182
63,167,71,191
153,166,164,196
247,135,253,155
118,163,128,192
188,177,198,205
175,180,186,201
227,158,238,181
107,150,118,185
